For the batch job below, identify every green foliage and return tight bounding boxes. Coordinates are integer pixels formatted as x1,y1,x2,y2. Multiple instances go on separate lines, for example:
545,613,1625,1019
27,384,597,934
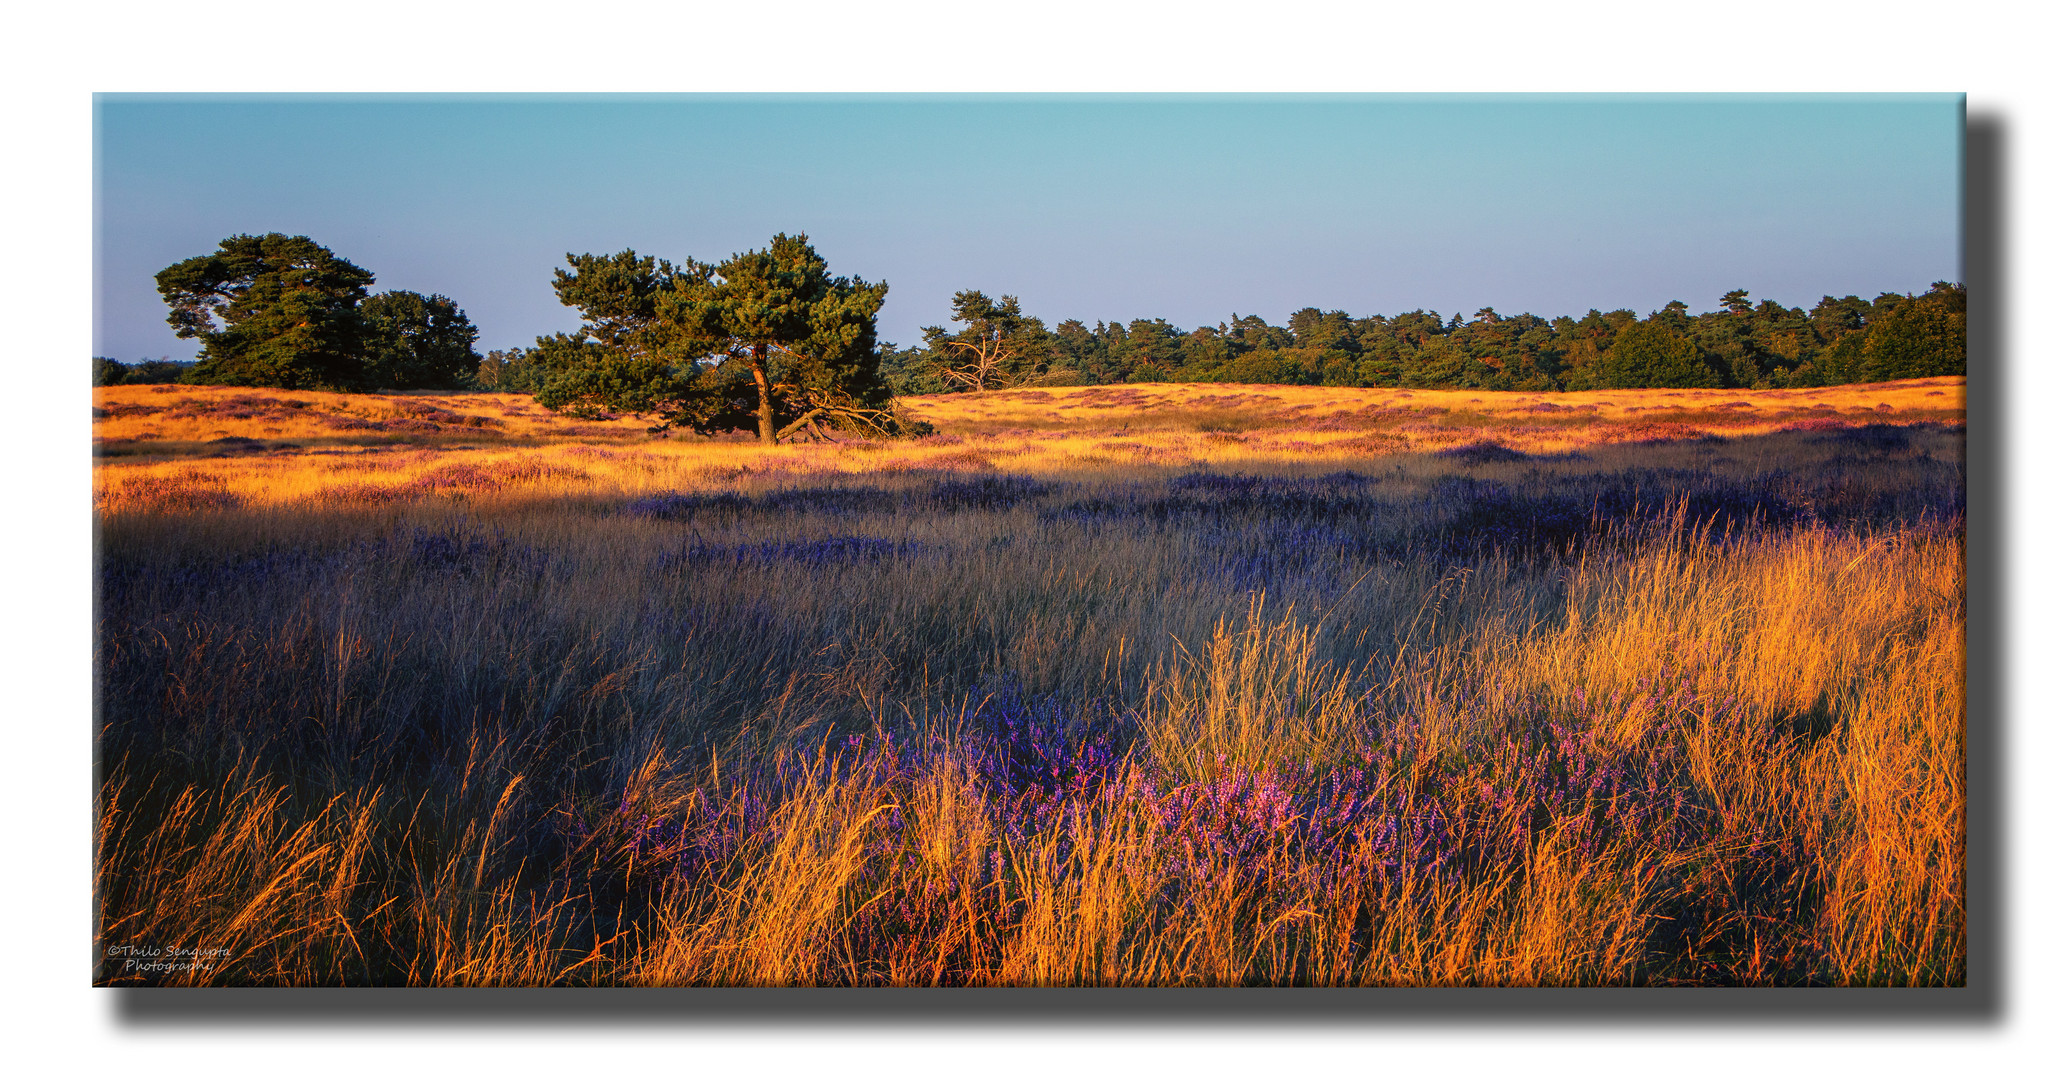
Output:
555,250,700,362
1810,294,1873,344
474,347,544,393
920,291,1052,391
1218,349,1321,386
1404,336,1485,389
1814,328,1869,386
1050,319,1099,378
157,234,376,390
1857,282,1966,382
878,343,946,396
94,357,198,386
1599,318,1719,389
942,284,1960,393
532,331,692,419
153,234,480,392
534,234,898,444
134,359,195,384
359,291,481,390
1119,318,1184,377
1288,307,1357,353
530,249,709,420
1029,367,1086,387
147,231,1960,398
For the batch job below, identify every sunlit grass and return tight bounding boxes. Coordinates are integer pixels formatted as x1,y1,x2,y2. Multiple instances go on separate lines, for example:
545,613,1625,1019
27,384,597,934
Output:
91,377,1963,511
92,378,1963,986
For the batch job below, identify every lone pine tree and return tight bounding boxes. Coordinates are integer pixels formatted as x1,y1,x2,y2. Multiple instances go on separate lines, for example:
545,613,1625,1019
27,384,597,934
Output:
535,233,895,444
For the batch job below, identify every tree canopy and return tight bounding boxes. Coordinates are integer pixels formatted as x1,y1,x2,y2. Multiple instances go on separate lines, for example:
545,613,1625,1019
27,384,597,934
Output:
153,233,479,391
157,233,376,390
360,291,481,391
1853,282,1966,383
1598,319,1718,389
532,233,899,444
920,291,1051,391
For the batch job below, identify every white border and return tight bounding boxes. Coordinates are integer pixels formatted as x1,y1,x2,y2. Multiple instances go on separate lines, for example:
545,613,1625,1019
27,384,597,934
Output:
10,3,2049,1076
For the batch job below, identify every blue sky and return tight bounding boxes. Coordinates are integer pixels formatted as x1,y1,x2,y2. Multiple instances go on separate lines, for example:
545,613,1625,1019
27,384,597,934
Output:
94,94,1961,361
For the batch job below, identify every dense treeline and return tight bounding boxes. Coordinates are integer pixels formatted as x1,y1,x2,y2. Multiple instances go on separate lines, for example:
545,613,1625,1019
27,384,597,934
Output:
93,357,196,387
885,283,1966,395
114,235,1962,404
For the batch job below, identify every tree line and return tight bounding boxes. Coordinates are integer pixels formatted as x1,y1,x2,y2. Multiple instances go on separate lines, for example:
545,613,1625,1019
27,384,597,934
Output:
121,233,1964,444
886,283,1966,395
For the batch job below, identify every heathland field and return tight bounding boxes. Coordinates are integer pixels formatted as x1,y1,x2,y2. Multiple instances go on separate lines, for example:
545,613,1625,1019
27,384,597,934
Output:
93,378,1964,985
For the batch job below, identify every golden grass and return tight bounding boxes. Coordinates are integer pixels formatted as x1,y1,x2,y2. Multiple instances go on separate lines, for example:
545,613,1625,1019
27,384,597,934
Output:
91,379,1964,986
91,377,1963,512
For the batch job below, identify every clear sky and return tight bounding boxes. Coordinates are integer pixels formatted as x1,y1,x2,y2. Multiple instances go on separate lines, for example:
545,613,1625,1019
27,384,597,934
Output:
94,93,1962,361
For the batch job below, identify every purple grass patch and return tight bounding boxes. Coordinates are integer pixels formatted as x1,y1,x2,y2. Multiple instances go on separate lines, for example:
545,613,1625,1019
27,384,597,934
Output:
655,536,927,571
624,477,1052,521
623,491,754,519
96,524,563,610
925,474,1050,511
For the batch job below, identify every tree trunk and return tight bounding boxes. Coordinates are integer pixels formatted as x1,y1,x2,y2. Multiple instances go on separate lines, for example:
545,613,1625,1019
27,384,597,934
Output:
751,345,776,445
776,408,826,442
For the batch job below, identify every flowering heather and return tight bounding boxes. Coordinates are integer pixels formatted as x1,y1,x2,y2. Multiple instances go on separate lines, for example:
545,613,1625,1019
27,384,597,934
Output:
528,666,1754,985
98,473,244,513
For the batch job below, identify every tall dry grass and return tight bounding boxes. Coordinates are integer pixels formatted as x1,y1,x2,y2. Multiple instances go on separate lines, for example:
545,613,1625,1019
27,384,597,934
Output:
93,383,1963,986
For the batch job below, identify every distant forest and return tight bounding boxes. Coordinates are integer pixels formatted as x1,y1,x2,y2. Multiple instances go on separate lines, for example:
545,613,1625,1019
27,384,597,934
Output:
102,246,1965,399
876,282,1966,395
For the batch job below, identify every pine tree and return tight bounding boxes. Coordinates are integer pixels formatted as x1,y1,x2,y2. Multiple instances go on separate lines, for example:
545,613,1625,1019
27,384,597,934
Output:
920,291,1050,391
155,233,376,390
536,234,896,444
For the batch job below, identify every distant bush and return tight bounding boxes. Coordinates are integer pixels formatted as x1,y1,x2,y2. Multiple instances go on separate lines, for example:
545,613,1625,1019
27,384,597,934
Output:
94,356,195,386
1024,367,1085,388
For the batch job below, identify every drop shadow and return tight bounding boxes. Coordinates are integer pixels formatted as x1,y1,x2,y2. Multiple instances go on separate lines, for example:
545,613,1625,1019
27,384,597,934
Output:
1958,106,2007,1023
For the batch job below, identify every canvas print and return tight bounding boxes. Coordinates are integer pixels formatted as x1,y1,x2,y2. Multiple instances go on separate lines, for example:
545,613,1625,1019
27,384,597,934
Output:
92,94,1964,987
